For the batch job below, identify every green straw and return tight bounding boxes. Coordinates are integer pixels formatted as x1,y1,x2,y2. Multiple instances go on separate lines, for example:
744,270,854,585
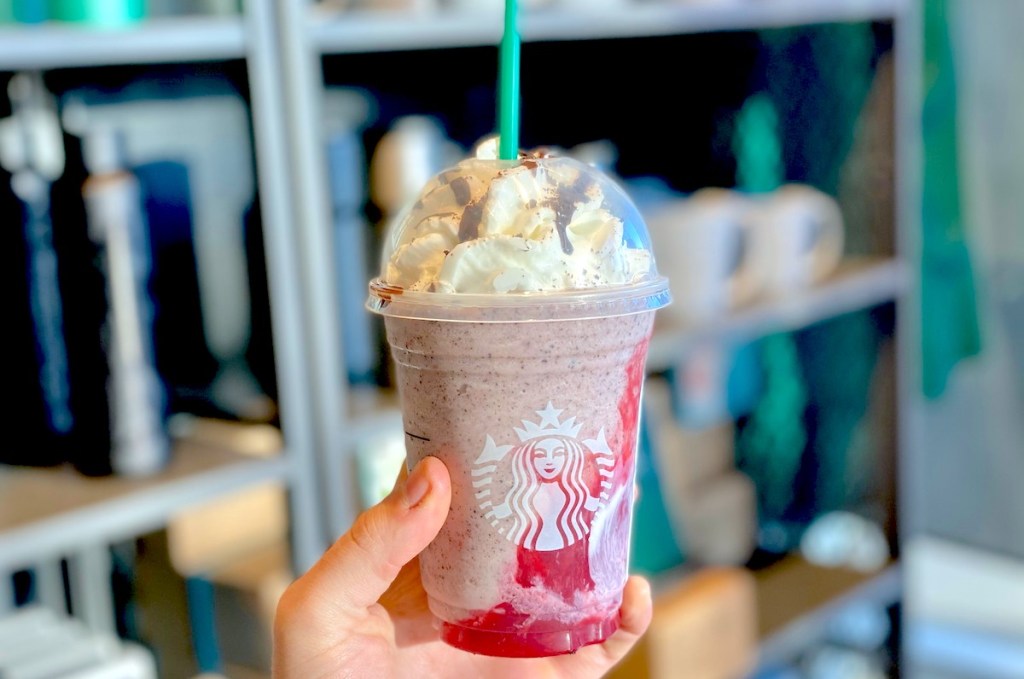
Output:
498,0,521,160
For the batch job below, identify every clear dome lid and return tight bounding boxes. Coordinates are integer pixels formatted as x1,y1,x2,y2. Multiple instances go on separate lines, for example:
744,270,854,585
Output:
367,144,670,322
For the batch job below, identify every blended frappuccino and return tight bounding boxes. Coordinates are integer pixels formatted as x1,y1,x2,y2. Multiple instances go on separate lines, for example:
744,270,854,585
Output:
368,144,670,657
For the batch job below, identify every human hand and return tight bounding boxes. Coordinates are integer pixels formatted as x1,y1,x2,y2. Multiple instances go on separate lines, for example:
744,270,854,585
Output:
273,456,652,678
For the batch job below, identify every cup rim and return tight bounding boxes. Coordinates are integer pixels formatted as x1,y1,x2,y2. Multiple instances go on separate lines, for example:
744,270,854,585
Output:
366,276,672,323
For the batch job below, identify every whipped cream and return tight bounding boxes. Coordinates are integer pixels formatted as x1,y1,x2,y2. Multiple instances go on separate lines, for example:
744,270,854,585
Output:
383,149,653,294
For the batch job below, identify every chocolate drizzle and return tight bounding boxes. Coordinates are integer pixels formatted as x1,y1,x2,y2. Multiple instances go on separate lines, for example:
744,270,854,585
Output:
458,170,503,243
453,162,594,252
459,199,486,242
549,173,594,256
450,176,473,206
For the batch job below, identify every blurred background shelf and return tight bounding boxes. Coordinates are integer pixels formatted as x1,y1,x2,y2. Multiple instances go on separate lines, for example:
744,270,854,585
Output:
646,257,909,373
0,420,289,572
756,558,901,668
311,0,905,55
617,557,900,679
0,16,246,71
11,1,1019,676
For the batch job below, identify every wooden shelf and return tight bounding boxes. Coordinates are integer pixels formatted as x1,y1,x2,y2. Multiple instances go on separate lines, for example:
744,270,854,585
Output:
646,257,909,373
755,555,898,633
0,16,245,71
0,420,289,572
312,0,906,55
756,557,900,667
619,557,899,678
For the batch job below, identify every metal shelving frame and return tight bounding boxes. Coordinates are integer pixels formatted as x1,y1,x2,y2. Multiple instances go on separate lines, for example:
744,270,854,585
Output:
0,16,246,71
311,0,906,54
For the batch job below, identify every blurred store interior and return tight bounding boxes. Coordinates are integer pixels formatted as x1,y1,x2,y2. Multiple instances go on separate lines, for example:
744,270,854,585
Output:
1,0,1022,677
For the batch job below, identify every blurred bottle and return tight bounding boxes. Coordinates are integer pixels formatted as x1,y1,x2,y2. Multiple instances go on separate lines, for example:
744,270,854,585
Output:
12,171,74,466
324,89,378,385
0,73,112,472
132,158,221,414
82,127,170,477
0,89,69,467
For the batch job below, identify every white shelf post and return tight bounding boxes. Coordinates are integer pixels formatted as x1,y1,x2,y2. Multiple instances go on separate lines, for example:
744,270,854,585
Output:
0,572,14,615
244,0,329,573
33,559,67,614
276,0,358,541
67,546,116,635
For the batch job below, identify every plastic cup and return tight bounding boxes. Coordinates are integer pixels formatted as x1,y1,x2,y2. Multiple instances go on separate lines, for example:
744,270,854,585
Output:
367,151,670,657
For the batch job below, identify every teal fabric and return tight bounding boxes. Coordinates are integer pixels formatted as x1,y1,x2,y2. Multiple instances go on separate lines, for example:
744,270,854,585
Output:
732,24,888,537
732,93,783,194
726,341,763,420
762,24,876,195
12,0,46,23
761,22,888,518
736,334,809,521
731,92,809,532
48,0,144,24
796,312,885,513
921,0,982,398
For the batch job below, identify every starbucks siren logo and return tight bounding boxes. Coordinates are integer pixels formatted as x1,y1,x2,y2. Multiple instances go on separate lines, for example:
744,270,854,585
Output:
472,402,615,552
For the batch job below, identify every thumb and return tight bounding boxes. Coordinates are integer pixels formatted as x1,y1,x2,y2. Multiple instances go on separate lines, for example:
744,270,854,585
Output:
284,456,451,621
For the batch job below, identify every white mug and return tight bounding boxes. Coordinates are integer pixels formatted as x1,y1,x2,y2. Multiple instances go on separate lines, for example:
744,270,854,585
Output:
746,184,844,296
647,188,762,325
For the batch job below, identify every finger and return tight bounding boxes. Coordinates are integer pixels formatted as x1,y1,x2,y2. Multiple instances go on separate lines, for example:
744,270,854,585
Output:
293,456,451,619
554,576,653,674
391,459,409,491
379,556,438,646
601,576,654,661
379,553,430,619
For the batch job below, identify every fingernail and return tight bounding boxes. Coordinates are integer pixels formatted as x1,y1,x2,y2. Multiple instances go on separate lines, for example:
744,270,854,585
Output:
404,460,431,507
